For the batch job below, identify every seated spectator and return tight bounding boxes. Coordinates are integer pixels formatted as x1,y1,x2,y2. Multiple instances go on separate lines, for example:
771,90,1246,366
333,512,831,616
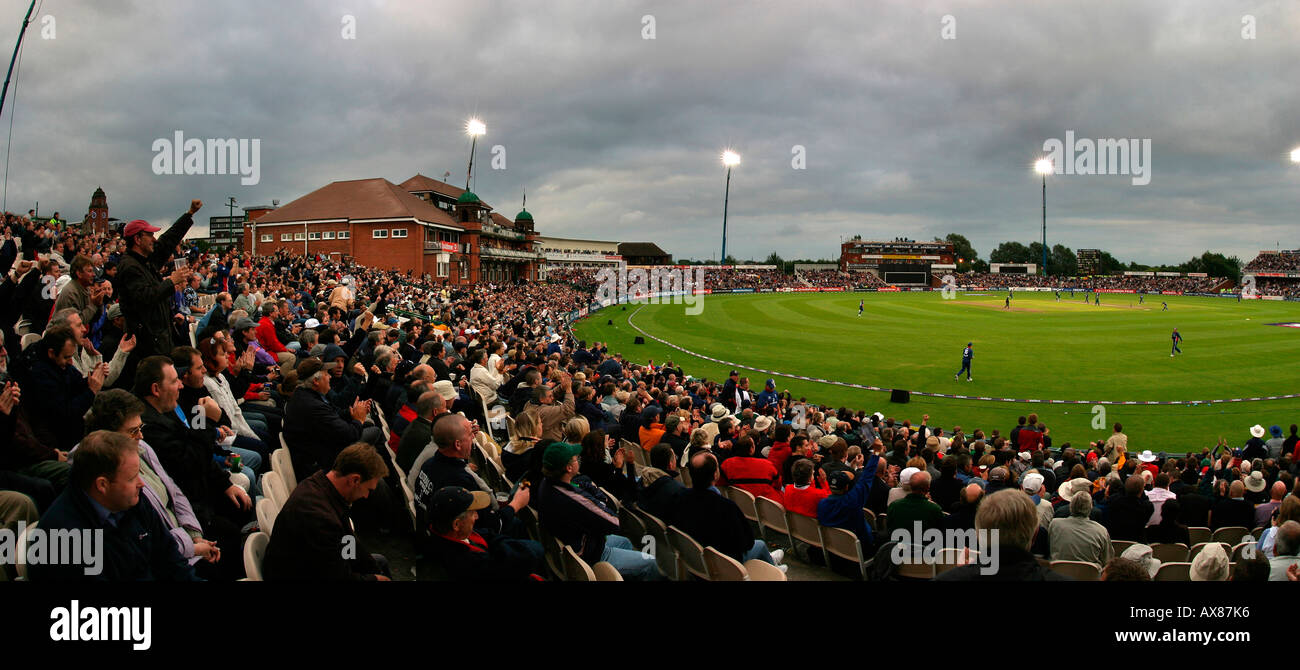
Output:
263,443,391,581
782,458,829,518
931,456,962,511
1259,496,1300,558
395,391,443,474
1189,541,1229,582
284,357,380,476
1209,480,1255,531
22,326,104,451
638,405,666,451
937,489,1068,581
172,345,264,484
421,486,545,582
672,451,785,572
534,441,661,580
414,413,529,539
1102,475,1153,543
1268,520,1300,581
30,430,198,581
1231,553,1272,582
134,355,252,541
80,389,234,579
1147,499,1190,546
1101,557,1151,582
944,483,984,532
718,436,782,504
523,372,575,442
1254,481,1287,530
817,450,880,549
886,470,944,535
500,410,542,486
637,443,686,522
577,429,634,503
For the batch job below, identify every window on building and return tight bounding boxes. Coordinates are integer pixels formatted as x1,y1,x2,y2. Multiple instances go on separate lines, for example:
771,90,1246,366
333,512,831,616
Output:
294,232,306,241
437,261,448,277
260,234,272,243
460,262,468,279
391,228,408,239
323,231,335,240
280,233,292,242
308,232,321,240
338,231,350,239
373,229,388,239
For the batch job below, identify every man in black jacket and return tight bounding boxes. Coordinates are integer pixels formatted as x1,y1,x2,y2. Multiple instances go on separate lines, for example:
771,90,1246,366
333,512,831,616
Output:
117,201,200,364
420,486,544,582
30,430,198,581
672,451,785,570
283,357,377,476
135,355,251,546
1102,475,1154,542
263,443,391,581
638,444,686,521
412,413,528,538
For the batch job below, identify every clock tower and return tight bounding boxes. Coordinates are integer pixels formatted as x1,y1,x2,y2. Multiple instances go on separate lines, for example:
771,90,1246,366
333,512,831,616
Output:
86,186,108,235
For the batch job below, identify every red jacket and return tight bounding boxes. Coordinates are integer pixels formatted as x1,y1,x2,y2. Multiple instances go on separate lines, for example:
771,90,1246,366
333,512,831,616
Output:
767,441,792,486
1017,427,1043,452
256,316,288,355
719,456,783,505
782,480,829,518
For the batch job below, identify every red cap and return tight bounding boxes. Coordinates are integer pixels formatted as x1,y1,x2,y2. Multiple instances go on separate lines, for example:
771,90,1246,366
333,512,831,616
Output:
123,219,161,238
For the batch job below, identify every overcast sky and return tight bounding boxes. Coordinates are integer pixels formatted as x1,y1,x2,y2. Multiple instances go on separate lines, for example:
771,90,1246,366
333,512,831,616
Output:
2,0,1298,264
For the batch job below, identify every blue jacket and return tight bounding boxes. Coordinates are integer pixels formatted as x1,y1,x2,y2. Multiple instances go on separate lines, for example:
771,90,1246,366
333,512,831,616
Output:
817,453,882,547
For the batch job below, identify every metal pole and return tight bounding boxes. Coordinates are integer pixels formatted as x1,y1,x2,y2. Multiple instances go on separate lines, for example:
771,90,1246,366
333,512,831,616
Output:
0,0,36,123
721,166,731,264
466,136,478,191
1041,173,1047,276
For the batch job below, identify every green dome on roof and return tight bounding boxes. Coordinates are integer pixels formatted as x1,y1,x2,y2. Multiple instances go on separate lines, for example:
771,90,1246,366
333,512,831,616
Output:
515,208,533,221
456,191,480,204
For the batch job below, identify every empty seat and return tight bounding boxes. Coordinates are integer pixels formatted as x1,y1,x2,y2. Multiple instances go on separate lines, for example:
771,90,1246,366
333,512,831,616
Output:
743,558,788,581
255,497,278,536
1187,527,1211,546
262,471,289,510
819,525,867,580
243,532,270,581
1211,526,1251,545
271,447,297,492
756,496,792,549
562,545,596,582
726,486,759,525
1149,542,1189,563
667,525,708,581
702,546,749,581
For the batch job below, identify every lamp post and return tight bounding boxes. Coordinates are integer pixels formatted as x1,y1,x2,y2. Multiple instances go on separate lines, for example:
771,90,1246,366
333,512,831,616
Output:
465,118,486,191
721,150,740,265
1035,159,1053,277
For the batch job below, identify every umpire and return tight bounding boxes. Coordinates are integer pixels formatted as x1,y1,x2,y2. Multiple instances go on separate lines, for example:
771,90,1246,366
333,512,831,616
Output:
118,200,201,375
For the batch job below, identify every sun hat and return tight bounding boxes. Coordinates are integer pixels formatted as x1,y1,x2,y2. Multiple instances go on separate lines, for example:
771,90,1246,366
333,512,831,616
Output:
1120,544,1161,579
1250,424,1266,439
1244,471,1266,493
1190,542,1229,581
1137,450,1157,463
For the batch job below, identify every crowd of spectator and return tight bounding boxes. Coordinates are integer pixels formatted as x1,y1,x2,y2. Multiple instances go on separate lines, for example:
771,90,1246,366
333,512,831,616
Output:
3,203,1298,584
1245,252,1300,272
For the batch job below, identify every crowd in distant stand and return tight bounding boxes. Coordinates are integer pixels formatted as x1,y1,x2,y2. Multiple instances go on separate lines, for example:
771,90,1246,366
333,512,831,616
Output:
1245,253,1300,272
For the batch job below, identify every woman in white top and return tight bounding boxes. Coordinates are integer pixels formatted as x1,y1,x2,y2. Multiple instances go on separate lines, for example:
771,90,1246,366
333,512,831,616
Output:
197,335,261,440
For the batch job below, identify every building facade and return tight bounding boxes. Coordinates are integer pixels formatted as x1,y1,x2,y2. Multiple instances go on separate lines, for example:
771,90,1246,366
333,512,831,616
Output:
239,174,541,284
839,238,954,284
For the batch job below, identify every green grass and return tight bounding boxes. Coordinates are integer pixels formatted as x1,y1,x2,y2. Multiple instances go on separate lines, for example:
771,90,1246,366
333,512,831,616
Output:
573,291,1300,453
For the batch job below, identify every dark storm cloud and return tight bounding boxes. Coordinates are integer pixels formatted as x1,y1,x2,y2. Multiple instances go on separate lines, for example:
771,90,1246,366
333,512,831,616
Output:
1,0,1297,264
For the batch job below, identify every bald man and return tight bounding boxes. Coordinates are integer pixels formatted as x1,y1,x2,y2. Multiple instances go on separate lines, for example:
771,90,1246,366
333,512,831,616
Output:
396,391,445,473
1210,480,1256,531
1255,481,1288,529
886,470,944,535
945,483,984,532
412,413,528,538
